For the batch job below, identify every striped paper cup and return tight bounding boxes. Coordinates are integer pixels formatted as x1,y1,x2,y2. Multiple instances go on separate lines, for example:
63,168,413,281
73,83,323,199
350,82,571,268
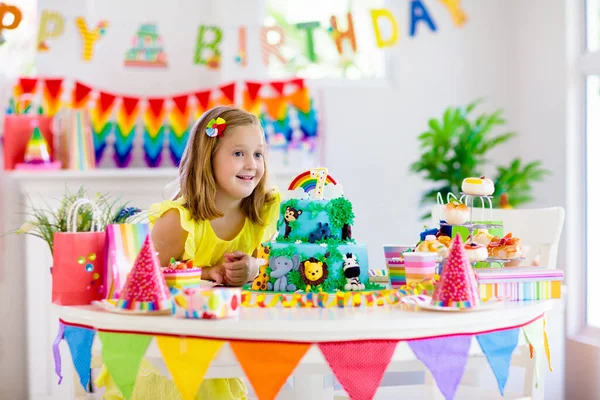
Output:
383,245,413,288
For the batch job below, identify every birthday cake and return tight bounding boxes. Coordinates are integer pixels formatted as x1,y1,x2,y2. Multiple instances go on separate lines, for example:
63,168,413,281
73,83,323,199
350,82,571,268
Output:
248,169,380,293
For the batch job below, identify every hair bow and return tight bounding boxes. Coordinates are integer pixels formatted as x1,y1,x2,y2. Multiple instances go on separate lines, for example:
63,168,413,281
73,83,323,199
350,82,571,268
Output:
206,117,227,137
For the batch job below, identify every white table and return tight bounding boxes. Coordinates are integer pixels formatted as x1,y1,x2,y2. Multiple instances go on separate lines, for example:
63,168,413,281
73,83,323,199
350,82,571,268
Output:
55,300,556,399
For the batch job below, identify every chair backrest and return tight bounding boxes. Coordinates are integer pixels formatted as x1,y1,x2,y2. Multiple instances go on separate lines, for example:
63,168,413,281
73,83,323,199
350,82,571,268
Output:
431,206,565,269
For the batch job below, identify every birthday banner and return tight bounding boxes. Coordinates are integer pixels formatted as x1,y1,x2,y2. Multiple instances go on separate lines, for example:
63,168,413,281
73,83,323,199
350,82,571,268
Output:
34,1,468,66
5,77,318,168
53,315,551,400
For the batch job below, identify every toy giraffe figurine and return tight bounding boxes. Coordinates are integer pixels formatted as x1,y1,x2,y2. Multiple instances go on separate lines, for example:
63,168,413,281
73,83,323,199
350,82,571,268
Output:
311,167,328,199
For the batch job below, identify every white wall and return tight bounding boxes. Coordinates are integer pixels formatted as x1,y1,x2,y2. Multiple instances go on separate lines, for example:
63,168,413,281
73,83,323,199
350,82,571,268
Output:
0,0,570,398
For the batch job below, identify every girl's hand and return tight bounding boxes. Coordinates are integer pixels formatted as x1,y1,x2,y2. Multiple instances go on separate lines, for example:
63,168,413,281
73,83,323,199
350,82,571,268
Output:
202,265,226,285
223,251,262,286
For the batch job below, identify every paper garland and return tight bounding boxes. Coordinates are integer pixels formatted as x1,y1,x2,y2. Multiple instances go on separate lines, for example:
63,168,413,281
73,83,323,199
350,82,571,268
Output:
55,314,551,400
439,0,468,27
90,91,117,163
37,10,64,52
194,25,222,69
371,9,399,48
330,13,357,56
75,17,108,62
143,98,166,167
0,3,22,46
114,97,140,168
168,95,191,166
410,0,437,37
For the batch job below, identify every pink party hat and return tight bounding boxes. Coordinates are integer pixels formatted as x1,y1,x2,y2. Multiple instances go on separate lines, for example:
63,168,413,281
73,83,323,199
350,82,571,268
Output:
431,235,481,309
116,235,172,312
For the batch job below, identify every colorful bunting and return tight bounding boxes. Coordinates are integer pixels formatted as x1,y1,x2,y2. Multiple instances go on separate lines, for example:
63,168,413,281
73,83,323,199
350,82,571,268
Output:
98,332,152,400
52,322,65,385
231,340,311,400
63,325,96,391
523,317,547,386
143,98,166,167
90,91,117,163
72,81,93,109
408,335,472,400
156,336,224,400
114,96,140,168
194,90,212,119
168,94,192,166
544,318,553,372
476,328,519,395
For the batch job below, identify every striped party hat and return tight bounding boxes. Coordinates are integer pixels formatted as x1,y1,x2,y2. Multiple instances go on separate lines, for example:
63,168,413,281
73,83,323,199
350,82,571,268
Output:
24,124,52,164
116,235,172,313
431,235,481,309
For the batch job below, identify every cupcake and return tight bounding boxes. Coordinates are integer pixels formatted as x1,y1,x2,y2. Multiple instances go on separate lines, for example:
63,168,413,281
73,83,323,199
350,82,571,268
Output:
463,242,488,263
442,200,470,225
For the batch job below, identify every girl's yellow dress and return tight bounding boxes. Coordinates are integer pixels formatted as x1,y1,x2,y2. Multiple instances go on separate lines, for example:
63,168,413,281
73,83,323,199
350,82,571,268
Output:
96,191,281,400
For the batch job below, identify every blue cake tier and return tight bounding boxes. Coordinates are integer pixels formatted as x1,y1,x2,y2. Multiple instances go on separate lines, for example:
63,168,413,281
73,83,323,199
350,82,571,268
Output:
254,242,370,293
276,198,354,243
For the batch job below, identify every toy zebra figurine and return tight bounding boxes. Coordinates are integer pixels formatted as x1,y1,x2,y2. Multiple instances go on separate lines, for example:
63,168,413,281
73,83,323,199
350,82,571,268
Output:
342,253,365,291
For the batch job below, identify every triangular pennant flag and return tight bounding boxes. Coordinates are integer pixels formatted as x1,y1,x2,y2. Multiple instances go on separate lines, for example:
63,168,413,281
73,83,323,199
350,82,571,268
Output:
19,77,38,94
522,317,546,386
262,97,287,121
242,91,261,115
172,94,189,114
122,96,140,116
44,78,63,98
246,81,263,101
219,83,236,103
64,325,96,391
72,81,93,108
52,322,65,385
289,78,305,89
408,335,472,400
147,98,165,118
98,91,117,113
98,332,152,400
476,328,519,395
543,318,553,372
156,336,224,400
319,340,398,400
287,88,311,114
270,81,285,96
231,341,310,400
194,90,212,111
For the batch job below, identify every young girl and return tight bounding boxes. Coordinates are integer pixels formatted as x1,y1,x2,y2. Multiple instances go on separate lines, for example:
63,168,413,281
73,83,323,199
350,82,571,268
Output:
97,106,281,399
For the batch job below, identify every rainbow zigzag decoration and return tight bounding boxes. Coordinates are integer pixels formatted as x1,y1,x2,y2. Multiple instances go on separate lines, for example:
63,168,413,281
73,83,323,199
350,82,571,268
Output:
168,95,191,166
41,79,63,117
91,92,117,163
114,97,140,167
143,98,166,167
288,170,336,193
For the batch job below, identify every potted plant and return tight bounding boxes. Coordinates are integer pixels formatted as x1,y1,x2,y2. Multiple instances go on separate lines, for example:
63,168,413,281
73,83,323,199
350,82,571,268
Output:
410,99,550,219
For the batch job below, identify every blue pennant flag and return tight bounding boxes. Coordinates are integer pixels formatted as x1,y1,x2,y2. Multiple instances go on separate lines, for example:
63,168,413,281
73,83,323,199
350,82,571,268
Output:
476,328,520,395
63,325,96,391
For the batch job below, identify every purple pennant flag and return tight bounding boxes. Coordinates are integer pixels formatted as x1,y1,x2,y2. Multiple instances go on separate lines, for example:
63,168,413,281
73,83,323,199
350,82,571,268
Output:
52,322,65,385
408,335,472,400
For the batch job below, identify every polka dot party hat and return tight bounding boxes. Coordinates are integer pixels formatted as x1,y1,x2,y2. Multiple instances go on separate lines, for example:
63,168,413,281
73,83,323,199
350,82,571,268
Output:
431,234,481,309
116,235,172,313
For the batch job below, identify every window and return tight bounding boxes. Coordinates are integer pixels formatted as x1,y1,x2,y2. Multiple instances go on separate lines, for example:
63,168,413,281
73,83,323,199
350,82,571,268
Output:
264,0,387,80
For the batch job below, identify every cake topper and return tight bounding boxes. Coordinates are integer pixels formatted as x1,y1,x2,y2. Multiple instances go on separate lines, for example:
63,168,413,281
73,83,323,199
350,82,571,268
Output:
288,168,337,198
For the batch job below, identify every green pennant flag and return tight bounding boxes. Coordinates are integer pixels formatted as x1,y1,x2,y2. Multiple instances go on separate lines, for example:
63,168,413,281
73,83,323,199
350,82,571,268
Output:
98,332,152,400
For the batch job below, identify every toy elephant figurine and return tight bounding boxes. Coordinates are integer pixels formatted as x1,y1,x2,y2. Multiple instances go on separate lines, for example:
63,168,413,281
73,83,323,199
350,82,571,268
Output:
269,254,301,292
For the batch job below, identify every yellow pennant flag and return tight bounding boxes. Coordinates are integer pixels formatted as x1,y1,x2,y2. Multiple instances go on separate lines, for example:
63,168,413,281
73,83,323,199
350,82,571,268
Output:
522,317,548,386
156,336,224,400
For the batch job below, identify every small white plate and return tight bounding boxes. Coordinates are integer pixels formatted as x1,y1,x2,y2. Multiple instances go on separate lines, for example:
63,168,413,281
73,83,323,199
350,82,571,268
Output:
407,296,506,312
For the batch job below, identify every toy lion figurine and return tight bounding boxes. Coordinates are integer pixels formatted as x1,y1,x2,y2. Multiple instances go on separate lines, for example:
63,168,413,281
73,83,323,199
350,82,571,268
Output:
299,257,329,291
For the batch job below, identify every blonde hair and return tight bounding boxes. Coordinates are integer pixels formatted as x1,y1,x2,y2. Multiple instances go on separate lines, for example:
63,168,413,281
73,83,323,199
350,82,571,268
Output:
177,106,275,224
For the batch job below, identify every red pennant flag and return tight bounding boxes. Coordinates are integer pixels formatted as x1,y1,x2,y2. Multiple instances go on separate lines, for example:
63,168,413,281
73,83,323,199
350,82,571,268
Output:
319,341,398,400
172,94,189,114
194,90,212,110
219,83,236,103
270,81,285,96
245,81,263,101
289,78,305,89
98,92,117,113
72,81,93,107
19,77,38,94
122,96,140,116
231,341,310,400
44,78,64,98
148,98,165,118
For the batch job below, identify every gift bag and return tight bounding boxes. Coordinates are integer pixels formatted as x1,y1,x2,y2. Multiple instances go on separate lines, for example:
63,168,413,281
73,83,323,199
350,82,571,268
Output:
52,199,106,305
51,108,96,170
3,96,54,170
103,223,150,300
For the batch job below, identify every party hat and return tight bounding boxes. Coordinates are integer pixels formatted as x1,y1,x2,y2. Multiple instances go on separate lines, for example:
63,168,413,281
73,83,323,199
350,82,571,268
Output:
431,235,481,309
116,235,172,312
24,123,52,164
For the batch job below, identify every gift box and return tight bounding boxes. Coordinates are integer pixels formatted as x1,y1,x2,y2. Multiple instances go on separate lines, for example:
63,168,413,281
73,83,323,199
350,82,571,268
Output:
172,287,241,319
475,268,563,301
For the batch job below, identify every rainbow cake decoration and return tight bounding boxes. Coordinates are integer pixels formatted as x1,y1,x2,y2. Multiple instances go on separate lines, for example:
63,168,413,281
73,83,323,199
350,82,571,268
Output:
246,168,384,295
162,258,202,290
